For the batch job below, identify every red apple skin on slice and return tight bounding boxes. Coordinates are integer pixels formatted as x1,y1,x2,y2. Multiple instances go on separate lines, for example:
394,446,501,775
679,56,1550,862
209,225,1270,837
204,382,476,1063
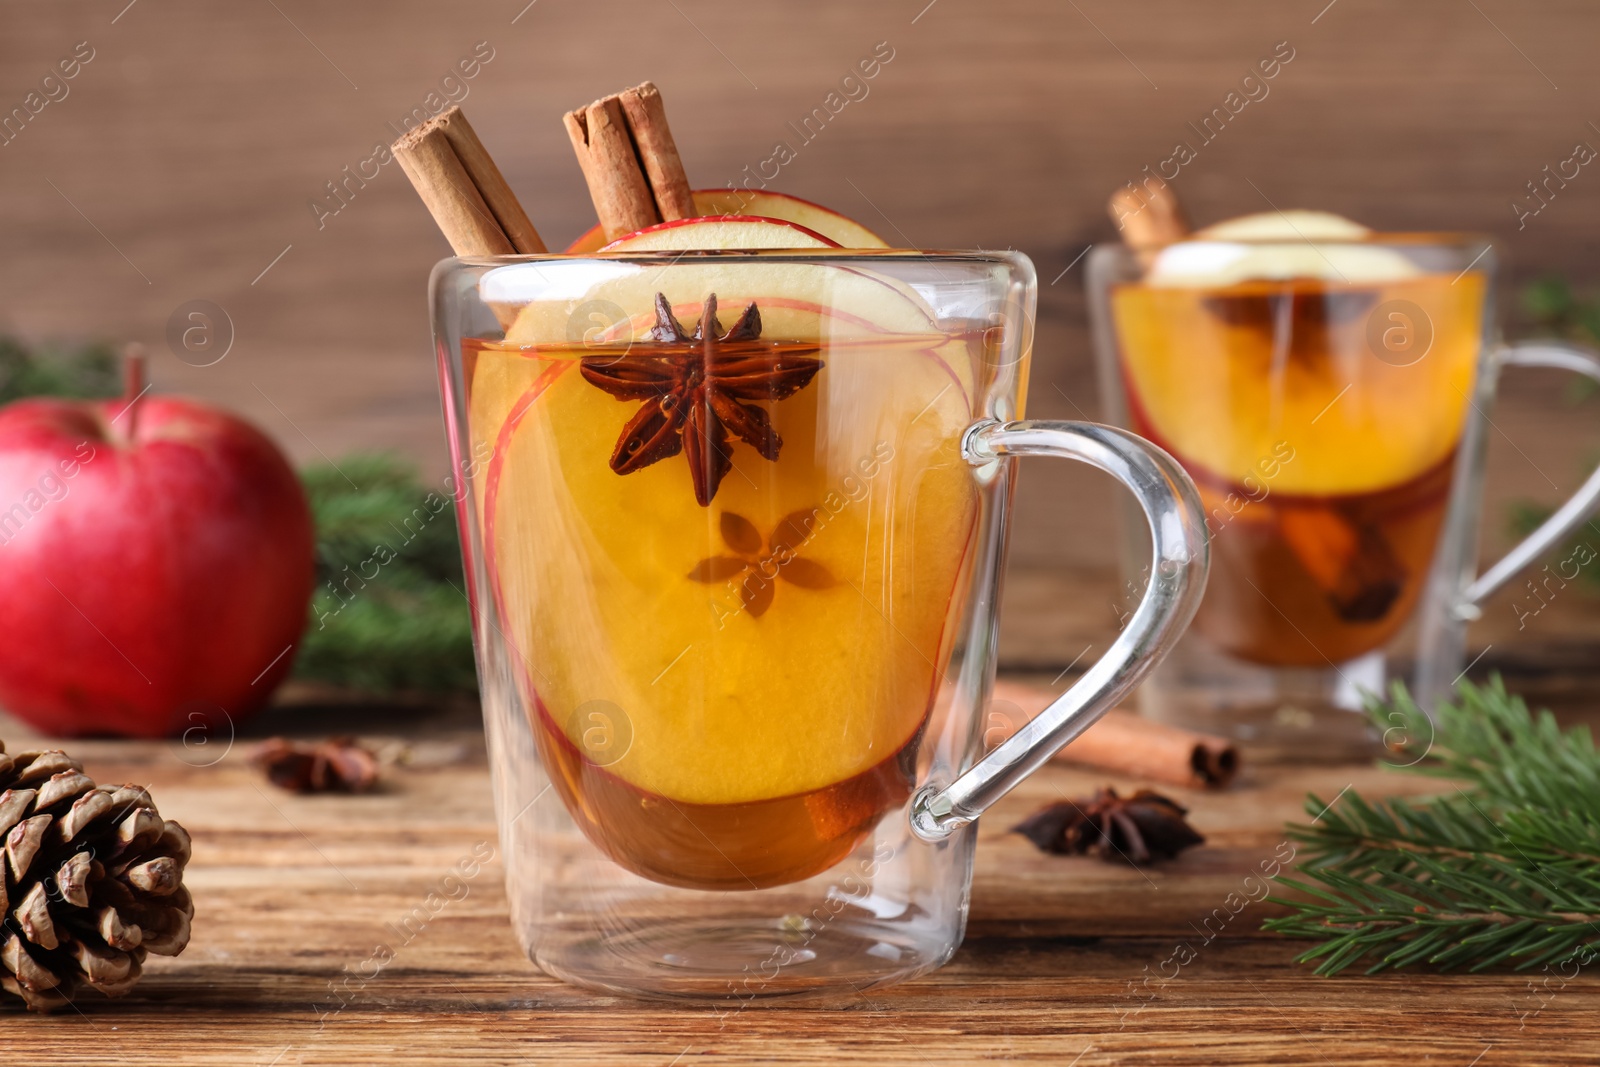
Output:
693,190,888,247
577,206,937,348
599,215,839,252
566,190,889,252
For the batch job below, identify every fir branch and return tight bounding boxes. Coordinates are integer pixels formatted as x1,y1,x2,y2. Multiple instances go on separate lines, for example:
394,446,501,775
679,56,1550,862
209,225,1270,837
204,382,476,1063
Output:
294,454,478,694
1264,678,1600,975
1521,276,1600,402
0,335,120,403
1508,500,1600,592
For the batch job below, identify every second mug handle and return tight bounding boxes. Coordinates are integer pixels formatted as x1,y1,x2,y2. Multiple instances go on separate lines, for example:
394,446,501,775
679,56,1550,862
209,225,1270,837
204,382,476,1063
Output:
1459,340,1600,608
910,419,1209,842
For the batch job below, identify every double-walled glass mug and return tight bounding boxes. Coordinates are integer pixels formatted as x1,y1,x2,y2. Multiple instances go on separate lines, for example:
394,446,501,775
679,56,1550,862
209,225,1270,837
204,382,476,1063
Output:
1088,234,1600,757
430,250,1208,999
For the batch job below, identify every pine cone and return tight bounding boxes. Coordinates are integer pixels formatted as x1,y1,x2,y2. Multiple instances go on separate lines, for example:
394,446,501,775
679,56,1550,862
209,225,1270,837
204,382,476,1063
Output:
0,743,193,1012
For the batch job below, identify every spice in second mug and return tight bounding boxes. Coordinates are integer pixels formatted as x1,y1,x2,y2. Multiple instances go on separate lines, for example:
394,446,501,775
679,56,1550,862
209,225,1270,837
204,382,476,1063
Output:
1110,256,1484,666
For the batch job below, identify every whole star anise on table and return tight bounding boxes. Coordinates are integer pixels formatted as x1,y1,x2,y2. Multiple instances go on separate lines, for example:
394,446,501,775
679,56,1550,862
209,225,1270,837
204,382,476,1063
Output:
578,293,823,506
1012,787,1204,864
252,737,380,794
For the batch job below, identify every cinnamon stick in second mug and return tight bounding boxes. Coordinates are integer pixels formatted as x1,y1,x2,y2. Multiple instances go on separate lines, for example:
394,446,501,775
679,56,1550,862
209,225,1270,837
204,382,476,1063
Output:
1108,179,1189,255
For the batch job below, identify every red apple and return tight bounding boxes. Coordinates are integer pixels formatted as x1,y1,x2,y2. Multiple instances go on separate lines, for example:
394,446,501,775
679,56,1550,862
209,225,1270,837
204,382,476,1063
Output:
0,355,314,737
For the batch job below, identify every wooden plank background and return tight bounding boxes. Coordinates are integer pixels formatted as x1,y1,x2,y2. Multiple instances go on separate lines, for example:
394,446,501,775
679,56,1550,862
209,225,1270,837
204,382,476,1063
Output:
1,0,1598,582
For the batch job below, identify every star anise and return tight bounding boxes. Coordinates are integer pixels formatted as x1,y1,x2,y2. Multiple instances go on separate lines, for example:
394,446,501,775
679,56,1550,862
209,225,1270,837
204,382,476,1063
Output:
578,293,823,506
252,737,380,794
688,510,837,618
1011,787,1204,864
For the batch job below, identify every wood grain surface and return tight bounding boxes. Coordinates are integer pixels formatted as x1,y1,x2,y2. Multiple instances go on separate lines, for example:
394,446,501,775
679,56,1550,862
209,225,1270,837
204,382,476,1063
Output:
0,692,1594,1066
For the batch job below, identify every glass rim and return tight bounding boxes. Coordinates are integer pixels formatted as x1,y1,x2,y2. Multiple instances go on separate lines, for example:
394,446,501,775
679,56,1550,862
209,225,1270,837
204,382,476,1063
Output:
437,248,1035,270
1101,231,1496,252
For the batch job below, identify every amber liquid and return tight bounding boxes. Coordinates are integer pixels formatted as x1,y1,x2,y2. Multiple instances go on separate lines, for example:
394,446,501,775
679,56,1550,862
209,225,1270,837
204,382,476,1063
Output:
1112,273,1485,667
465,312,981,890
1176,450,1456,666
534,698,920,890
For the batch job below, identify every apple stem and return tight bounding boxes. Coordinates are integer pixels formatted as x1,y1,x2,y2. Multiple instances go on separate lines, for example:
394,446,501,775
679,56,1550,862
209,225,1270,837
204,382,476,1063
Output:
121,342,148,439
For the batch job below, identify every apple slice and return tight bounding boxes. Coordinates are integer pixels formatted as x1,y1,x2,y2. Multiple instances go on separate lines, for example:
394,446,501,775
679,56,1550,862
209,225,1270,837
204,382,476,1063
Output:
482,249,967,435
1194,210,1372,242
691,190,889,248
1113,271,1485,496
473,317,976,811
470,249,978,808
599,215,839,252
598,214,941,335
566,190,889,252
488,259,943,347
1149,210,1420,287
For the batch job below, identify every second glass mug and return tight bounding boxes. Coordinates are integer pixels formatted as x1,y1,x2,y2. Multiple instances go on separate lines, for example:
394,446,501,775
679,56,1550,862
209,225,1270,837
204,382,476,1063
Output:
1087,234,1600,756
431,251,1208,999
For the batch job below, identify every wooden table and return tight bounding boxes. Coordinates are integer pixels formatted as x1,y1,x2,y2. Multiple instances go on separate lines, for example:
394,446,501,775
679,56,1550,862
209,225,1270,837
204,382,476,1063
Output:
2,693,1594,1066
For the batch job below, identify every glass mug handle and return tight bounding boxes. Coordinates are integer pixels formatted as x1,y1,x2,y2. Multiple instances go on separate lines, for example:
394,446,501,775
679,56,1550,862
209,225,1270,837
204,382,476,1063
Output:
1458,341,1600,609
910,419,1210,841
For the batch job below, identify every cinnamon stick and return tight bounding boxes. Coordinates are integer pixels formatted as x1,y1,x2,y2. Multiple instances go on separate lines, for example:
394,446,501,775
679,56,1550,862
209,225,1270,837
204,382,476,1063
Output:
1108,180,1190,252
392,106,545,258
616,83,695,221
393,117,514,257
432,108,546,254
988,680,1239,789
392,107,541,344
1277,504,1405,622
565,81,696,242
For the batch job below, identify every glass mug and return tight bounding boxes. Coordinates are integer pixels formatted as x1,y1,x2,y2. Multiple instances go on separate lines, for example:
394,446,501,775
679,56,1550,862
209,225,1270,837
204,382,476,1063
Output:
1088,235,1600,757
431,250,1208,999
